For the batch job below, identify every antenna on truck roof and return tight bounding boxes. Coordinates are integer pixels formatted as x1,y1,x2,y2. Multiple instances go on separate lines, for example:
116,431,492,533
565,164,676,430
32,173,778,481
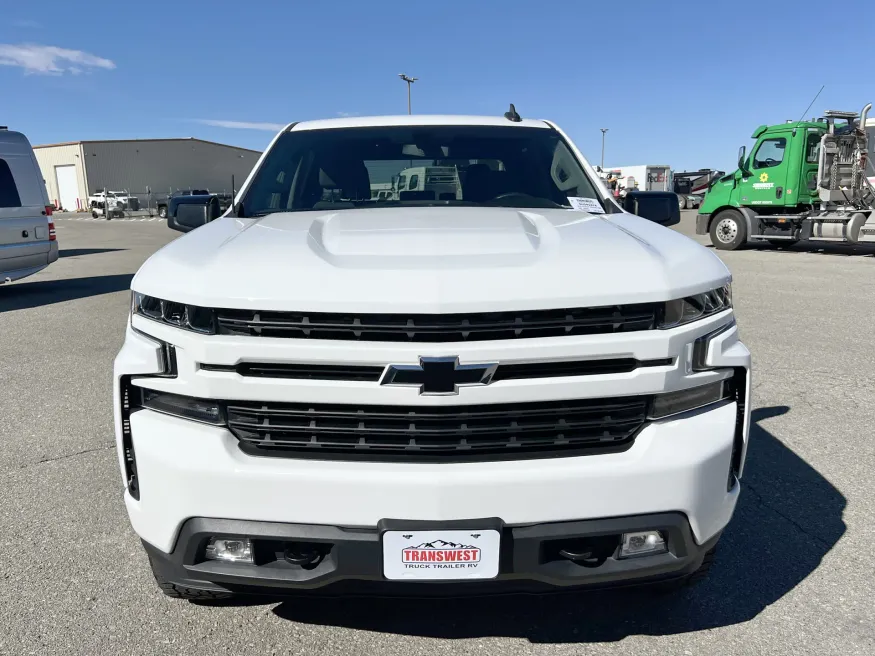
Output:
796,85,825,124
504,104,522,122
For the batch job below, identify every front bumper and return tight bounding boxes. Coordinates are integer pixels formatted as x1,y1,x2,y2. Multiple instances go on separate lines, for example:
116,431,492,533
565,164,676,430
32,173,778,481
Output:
125,399,740,554
115,312,751,579
144,512,720,595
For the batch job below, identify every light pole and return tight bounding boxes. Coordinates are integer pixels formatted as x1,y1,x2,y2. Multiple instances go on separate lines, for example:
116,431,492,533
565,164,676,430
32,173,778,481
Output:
600,128,609,170
398,73,417,114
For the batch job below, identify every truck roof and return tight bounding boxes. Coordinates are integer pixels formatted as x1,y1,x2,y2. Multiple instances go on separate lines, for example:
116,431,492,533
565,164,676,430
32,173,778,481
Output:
289,115,552,132
753,120,828,137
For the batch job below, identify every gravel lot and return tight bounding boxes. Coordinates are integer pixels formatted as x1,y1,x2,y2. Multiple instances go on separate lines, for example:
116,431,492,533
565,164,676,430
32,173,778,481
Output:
1,212,873,655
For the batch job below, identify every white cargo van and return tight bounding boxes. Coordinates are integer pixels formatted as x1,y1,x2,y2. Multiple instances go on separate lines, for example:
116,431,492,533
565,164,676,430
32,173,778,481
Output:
0,127,58,283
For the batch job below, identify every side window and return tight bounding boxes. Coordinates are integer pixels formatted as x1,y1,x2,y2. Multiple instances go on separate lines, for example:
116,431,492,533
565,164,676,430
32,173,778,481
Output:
753,138,786,169
806,132,822,163
397,175,406,190
0,159,22,208
408,174,418,190
867,127,875,170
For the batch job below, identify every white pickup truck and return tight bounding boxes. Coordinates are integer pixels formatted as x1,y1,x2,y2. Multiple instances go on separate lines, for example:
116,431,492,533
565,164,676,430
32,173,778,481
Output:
115,112,751,600
88,189,136,218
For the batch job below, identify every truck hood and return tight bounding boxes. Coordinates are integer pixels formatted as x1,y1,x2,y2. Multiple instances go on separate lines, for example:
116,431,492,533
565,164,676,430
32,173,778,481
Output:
133,207,730,313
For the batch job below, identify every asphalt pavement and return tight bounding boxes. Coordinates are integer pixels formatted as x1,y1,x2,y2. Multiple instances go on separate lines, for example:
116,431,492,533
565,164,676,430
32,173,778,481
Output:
1,212,873,655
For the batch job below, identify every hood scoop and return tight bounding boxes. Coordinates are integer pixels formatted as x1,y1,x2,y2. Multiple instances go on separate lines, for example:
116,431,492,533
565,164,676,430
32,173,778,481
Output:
306,209,554,269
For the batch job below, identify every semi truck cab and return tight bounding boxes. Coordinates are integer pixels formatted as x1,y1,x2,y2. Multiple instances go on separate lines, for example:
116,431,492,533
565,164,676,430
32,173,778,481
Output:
697,105,875,250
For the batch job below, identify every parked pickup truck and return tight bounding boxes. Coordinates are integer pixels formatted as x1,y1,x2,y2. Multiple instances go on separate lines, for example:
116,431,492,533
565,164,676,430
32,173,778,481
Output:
156,190,232,219
116,110,750,601
155,189,209,219
89,190,138,217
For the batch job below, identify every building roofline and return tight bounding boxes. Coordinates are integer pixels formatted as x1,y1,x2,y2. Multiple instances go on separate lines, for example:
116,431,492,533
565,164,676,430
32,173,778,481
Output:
33,137,261,153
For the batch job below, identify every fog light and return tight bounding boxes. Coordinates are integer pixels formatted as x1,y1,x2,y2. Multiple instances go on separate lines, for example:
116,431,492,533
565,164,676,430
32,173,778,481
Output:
205,537,253,563
618,531,667,559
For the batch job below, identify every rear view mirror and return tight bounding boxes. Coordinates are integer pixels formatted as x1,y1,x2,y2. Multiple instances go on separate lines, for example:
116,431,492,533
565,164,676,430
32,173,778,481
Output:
168,196,221,233
622,191,681,227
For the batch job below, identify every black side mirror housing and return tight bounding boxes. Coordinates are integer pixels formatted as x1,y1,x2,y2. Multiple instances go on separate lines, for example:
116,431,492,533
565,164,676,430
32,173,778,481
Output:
737,145,752,176
622,191,681,227
168,195,221,233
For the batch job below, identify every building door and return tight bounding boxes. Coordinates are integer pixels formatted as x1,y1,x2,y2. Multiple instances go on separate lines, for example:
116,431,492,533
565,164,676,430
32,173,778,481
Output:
55,165,78,211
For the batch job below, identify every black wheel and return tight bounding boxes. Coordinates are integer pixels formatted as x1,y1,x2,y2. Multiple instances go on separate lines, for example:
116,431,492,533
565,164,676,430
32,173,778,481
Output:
158,206,167,218
710,209,747,250
91,210,99,219
149,556,233,601
650,546,716,593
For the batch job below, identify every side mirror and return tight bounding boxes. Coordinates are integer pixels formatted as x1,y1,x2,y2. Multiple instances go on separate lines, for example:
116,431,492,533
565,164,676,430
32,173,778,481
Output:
168,195,221,233
622,191,681,227
737,145,751,175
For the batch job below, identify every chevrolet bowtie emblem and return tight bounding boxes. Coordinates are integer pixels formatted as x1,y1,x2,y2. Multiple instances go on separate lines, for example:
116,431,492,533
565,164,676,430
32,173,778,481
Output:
380,357,498,396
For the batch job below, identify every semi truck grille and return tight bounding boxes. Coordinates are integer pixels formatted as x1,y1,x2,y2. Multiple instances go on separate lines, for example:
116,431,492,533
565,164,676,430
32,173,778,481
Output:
225,397,650,461
214,304,661,342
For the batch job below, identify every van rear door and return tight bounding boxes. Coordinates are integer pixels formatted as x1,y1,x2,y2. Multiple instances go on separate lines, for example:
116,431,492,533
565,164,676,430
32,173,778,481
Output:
645,166,670,191
0,131,52,278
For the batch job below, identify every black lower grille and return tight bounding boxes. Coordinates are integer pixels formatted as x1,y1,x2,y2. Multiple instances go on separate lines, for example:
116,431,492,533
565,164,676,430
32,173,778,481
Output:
226,397,650,461
214,304,661,342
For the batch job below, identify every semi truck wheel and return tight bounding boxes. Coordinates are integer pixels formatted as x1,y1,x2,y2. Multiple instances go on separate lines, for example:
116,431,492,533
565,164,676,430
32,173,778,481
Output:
710,209,747,250
678,196,686,211
158,206,167,218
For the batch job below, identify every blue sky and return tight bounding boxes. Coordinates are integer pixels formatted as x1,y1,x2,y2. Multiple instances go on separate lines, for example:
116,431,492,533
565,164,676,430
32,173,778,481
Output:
1,0,873,172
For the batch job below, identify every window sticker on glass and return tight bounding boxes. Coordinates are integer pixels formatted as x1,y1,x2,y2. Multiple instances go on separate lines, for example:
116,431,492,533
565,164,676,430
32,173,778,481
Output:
567,197,604,213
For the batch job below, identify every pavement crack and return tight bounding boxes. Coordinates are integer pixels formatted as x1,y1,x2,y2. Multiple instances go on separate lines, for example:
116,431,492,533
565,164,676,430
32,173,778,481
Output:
21,444,116,469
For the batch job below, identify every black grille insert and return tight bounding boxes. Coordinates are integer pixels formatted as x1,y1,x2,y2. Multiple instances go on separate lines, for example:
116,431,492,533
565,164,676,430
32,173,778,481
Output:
201,362,384,382
226,397,650,461
214,304,661,342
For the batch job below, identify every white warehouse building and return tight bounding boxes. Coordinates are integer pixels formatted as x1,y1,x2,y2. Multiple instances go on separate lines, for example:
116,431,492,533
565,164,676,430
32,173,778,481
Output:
33,137,262,211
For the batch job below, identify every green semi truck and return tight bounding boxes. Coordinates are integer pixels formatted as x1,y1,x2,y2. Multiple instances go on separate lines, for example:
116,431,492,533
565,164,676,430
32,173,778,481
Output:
697,104,875,250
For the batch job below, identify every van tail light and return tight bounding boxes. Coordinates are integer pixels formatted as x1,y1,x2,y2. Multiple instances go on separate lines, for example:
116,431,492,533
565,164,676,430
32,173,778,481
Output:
48,221,56,241
44,205,54,217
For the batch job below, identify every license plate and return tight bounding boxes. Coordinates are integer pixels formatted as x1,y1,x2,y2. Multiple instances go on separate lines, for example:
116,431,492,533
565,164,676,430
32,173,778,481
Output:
382,529,500,581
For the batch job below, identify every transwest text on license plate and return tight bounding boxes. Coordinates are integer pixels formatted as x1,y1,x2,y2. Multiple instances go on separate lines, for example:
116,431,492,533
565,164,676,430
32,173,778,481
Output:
382,529,500,580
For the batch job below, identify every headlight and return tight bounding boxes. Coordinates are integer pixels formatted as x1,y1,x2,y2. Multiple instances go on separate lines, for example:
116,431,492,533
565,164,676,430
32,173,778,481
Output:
132,292,215,334
649,380,731,420
660,284,732,329
135,387,223,425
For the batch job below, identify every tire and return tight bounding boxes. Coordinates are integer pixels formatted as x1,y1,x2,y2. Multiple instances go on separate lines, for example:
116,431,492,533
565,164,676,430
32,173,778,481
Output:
91,210,99,219
651,546,716,593
709,209,747,250
149,556,233,601
158,206,167,219
678,195,687,211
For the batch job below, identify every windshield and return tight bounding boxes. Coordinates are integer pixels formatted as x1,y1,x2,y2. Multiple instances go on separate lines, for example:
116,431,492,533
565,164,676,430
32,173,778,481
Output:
240,125,604,215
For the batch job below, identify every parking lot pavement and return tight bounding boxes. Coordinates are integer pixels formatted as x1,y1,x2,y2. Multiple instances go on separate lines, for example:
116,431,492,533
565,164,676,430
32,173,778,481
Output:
53,211,166,222
1,211,873,655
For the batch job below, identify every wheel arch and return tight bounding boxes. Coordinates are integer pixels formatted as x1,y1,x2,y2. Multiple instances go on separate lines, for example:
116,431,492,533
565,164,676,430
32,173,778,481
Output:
707,205,756,236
